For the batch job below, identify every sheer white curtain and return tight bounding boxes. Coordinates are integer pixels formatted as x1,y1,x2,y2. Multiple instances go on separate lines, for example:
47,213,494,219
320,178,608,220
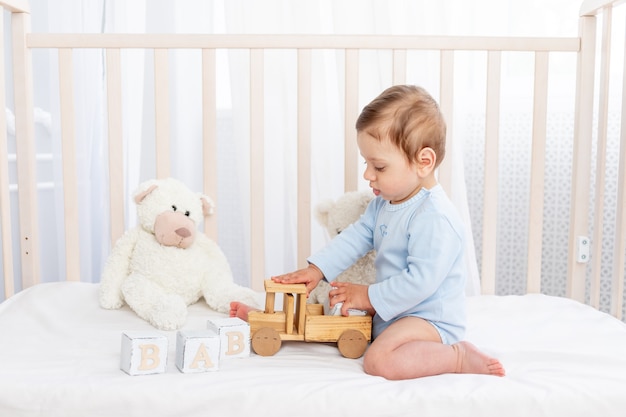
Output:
28,0,109,289
22,0,581,297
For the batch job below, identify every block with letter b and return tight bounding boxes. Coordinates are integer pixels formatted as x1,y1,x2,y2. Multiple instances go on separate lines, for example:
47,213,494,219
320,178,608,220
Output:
120,331,168,376
175,330,220,373
207,317,250,359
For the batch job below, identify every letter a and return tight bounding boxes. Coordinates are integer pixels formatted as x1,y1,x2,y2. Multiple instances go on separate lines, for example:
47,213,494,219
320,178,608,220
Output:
190,343,215,369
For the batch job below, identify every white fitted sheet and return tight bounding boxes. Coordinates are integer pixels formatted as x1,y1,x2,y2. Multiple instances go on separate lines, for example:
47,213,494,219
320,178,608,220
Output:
1,282,625,417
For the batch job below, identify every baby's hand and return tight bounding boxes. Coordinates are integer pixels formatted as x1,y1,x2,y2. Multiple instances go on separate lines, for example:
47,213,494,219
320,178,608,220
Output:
271,264,324,295
329,282,375,316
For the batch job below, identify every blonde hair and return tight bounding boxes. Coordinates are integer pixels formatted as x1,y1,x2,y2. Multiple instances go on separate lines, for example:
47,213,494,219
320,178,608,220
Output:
355,85,446,167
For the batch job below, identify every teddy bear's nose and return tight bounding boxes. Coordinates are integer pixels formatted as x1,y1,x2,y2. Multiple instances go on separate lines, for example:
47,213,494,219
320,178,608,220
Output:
176,228,191,238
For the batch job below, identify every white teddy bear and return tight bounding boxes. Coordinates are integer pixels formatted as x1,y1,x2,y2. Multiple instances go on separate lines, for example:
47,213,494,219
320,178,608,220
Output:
99,177,260,330
308,190,377,305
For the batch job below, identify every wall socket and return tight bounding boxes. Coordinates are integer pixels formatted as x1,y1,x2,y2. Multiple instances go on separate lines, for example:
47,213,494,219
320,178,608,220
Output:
576,236,590,263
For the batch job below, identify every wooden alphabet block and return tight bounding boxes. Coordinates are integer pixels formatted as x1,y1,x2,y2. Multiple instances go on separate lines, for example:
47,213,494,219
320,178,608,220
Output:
175,330,220,373
120,331,168,376
207,317,250,359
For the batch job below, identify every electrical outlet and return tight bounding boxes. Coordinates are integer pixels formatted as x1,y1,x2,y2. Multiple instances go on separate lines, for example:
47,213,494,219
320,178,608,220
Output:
576,236,590,263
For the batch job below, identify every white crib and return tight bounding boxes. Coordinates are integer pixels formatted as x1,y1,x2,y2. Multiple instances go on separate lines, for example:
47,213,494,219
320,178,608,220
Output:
0,1,625,416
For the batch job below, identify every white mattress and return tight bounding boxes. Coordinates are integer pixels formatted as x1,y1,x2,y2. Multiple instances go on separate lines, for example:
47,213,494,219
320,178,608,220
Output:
1,282,625,417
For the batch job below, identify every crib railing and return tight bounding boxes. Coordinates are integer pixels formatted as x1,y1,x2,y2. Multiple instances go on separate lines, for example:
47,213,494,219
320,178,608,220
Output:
579,0,626,317
0,0,624,321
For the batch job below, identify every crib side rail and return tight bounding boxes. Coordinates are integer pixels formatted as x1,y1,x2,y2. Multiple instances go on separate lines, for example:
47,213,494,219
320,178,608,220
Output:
0,1,624,322
0,20,590,299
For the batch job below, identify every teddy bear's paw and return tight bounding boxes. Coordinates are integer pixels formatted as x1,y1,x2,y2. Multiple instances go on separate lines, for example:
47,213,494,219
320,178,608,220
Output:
152,318,184,331
99,292,124,310
148,295,188,330
307,280,331,305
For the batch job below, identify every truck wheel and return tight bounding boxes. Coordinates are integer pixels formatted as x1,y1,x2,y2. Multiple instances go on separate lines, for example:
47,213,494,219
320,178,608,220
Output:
251,327,282,356
337,329,368,359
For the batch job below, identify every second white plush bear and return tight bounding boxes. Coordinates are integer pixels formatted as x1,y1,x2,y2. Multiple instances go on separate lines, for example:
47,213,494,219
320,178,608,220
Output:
308,190,377,305
99,178,260,330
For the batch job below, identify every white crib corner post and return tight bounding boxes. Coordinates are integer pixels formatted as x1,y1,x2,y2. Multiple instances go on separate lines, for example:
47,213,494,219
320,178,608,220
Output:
567,14,597,302
0,6,14,299
11,10,40,290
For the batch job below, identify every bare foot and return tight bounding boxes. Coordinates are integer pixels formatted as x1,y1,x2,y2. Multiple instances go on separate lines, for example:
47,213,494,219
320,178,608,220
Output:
453,341,505,377
229,301,259,321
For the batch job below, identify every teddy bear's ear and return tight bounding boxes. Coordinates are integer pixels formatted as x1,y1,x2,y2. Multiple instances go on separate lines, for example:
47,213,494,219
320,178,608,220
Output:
134,184,158,204
314,199,334,227
200,194,215,217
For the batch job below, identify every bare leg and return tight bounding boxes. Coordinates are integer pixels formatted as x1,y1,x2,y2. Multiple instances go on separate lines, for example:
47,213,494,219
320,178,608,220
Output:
364,317,505,380
229,301,260,321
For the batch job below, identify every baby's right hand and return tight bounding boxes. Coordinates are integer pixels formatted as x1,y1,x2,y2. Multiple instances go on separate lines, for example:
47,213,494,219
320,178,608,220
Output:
271,264,324,295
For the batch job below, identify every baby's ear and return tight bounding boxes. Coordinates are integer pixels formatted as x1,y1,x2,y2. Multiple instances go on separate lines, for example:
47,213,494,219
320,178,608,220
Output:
200,194,215,217
417,147,436,172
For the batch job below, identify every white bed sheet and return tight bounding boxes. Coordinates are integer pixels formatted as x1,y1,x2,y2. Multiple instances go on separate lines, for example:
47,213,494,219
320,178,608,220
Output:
1,282,625,417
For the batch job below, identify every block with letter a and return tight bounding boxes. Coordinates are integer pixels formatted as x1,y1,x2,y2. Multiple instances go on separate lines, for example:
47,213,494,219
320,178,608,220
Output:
120,331,168,376
207,317,250,359
175,330,220,373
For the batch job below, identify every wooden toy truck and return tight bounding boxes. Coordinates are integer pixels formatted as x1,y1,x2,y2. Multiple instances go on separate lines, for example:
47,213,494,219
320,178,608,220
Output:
248,280,372,359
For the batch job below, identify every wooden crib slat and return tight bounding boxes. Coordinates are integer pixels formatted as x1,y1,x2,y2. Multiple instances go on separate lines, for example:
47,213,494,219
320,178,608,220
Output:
438,50,454,194
58,48,80,282
526,51,549,294
0,12,14,298
611,17,626,320
297,49,312,269
481,51,502,295
106,49,125,246
568,15,597,302
250,48,265,291
590,9,613,308
614,135,626,320
11,11,40,289
201,48,218,240
392,49,407,85
344,49,359,193
154,49,171,178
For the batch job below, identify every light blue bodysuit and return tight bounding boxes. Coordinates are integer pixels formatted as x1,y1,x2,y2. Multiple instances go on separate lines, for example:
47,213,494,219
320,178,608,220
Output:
308,185,466,344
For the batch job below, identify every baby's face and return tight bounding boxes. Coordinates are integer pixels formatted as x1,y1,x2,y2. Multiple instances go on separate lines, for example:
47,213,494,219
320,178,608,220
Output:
357,132,421,204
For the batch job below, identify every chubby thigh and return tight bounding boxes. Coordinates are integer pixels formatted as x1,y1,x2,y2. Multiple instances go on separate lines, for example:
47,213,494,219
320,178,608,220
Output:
372,316,442,349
